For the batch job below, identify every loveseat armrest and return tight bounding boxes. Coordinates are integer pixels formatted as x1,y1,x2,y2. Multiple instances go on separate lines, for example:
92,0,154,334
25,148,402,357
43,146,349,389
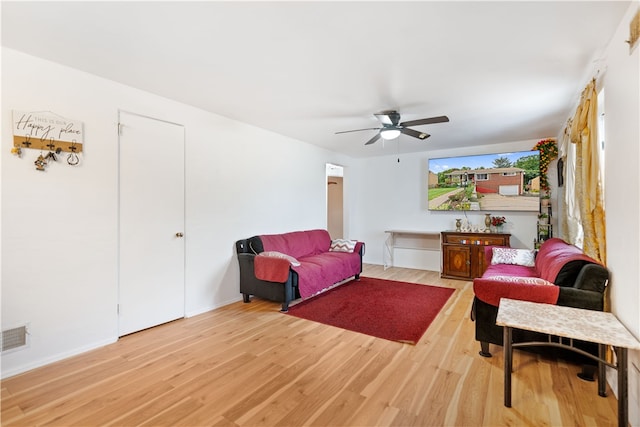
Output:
237,252,259,285
473,277,560,307
237,252,298,311
557,287,604,311
573,263,609,293
354,242,366,261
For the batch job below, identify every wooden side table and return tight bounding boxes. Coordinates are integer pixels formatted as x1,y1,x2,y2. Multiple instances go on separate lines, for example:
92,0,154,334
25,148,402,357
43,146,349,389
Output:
496,298,640,427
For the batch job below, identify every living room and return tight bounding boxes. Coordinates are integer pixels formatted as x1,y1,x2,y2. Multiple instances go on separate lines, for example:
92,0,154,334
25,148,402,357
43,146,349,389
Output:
2,1,639,425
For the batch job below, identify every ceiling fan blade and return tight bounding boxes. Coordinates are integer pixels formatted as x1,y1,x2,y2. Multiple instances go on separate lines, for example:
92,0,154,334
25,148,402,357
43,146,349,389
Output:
400,115,449,127
335,127,381,135
364,133,382,145
401,127,430,140
374,110,401,126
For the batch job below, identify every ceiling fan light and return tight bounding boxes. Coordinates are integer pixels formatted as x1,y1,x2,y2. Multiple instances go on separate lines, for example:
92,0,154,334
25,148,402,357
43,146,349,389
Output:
380,129,401,140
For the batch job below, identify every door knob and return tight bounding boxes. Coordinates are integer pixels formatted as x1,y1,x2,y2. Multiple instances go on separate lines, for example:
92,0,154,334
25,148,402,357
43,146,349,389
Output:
176,232,184,238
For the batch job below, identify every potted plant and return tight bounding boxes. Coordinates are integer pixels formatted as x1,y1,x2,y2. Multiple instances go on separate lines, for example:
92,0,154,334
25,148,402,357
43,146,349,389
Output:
539,227,550,240
490,216,507,232
538,213,549,224
540,194,551,207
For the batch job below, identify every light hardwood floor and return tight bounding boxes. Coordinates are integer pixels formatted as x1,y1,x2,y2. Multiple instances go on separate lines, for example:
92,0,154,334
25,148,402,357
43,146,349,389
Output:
2,264,619,426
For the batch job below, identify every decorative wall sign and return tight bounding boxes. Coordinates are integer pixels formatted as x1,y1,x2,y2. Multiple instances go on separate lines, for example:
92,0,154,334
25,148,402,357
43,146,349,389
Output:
12,111,84,153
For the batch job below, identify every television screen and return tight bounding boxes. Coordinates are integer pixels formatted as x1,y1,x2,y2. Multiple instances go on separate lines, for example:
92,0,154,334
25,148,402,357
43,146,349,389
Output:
428,150,540,211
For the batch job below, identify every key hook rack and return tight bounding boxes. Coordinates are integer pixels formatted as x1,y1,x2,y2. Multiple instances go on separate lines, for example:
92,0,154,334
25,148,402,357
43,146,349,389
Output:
11,110,85,170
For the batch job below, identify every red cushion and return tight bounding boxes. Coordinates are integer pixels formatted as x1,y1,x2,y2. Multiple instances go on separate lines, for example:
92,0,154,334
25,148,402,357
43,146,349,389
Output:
483,262,537,278
294,251,362,298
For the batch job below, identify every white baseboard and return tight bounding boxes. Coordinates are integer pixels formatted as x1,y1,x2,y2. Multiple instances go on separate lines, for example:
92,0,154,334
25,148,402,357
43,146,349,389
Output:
185,296,243,318
2,299,246,380
1,337,118,380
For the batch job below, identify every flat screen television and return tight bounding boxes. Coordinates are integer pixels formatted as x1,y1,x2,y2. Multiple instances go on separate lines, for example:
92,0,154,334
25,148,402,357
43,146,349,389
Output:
428,150,540,211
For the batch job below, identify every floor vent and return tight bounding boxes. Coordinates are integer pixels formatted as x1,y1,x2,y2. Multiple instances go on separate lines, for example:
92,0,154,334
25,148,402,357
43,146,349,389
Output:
2,326,28,352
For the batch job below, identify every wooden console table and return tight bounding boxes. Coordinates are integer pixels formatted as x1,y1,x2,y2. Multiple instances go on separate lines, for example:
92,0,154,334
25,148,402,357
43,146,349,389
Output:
383,230,440,270
441,231,510,280
497,298,640,427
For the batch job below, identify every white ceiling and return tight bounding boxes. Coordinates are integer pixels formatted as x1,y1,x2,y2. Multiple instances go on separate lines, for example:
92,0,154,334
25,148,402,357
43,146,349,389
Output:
1,1,630,158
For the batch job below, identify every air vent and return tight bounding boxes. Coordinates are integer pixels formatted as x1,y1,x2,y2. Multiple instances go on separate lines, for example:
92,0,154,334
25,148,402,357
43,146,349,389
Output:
2,326,28,352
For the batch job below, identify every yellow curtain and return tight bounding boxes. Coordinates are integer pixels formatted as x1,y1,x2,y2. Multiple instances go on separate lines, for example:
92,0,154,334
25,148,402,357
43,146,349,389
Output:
568,79,606,264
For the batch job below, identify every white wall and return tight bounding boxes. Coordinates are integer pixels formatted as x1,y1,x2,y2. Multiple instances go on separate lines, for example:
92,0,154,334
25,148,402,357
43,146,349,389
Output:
600,2,640,423
3,7,639,418
1,48,353,377
350,141,542,270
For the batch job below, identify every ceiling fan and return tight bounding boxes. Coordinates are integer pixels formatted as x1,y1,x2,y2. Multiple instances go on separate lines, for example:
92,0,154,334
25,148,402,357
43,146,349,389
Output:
335,110,449,145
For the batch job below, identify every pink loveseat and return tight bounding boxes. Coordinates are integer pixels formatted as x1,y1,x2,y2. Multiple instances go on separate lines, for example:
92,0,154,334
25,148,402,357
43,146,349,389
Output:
235,229,364,311
472,238,609,357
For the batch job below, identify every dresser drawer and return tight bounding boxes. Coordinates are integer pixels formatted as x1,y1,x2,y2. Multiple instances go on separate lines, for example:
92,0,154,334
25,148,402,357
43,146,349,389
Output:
443,234,508,246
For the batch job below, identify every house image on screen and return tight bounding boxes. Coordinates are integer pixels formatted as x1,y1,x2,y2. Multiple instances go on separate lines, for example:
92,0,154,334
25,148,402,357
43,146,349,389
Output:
428,171,439,188
444,167,525,195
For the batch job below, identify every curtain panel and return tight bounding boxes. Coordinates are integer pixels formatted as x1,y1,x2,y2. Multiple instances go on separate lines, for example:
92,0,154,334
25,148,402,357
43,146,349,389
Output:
559,124,583,247
566,79,606,264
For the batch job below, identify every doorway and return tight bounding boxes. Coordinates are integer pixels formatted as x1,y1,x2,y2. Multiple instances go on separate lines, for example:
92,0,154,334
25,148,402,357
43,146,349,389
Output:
326,163,344,239
118,111,185,336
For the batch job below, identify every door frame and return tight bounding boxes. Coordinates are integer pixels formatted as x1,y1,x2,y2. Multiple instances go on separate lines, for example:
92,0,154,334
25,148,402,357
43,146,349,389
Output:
326,163,345,239
117,109,186,336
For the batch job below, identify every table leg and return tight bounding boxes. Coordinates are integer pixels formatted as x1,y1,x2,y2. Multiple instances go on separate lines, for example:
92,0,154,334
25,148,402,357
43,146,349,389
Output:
383,233,393,270
598,344,607,397
504,326,512,407
616,347,628,427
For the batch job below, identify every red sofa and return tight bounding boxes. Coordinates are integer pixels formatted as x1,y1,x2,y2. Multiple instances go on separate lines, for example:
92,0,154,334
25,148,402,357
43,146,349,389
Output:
235,229,364,311
472,238,609,358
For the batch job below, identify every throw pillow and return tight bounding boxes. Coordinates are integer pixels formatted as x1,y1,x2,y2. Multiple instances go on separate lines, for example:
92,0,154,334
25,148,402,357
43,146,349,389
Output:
329,239,357,253
486,275,554,286
258,251,301,267
491,247,536,267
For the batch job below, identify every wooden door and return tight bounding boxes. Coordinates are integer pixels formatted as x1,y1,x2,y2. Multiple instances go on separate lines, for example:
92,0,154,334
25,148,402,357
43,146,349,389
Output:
327,176,343,239
118,111,185,336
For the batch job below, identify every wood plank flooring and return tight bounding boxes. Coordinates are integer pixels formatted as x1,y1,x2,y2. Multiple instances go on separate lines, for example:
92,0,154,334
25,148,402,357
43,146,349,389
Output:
1,264,619,426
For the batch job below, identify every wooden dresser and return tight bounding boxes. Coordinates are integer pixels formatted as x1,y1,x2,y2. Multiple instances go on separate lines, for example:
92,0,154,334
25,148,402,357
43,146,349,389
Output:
441,231,511,280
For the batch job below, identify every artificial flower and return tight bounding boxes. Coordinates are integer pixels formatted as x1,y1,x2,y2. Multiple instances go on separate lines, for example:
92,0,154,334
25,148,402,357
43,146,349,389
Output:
491,216,506,226
533,138,558,193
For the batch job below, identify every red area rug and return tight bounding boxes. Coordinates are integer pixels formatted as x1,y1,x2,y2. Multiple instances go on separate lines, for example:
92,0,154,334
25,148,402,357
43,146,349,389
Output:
286,277,454,344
